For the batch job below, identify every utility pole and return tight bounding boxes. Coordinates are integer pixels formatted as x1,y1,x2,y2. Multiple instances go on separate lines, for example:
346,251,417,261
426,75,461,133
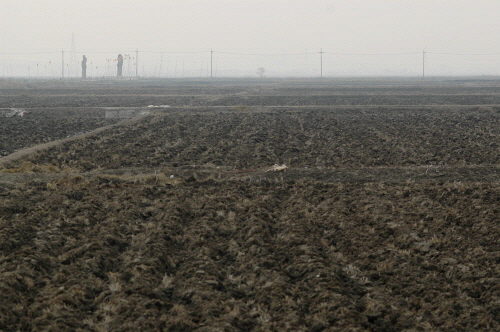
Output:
70,33,77,77
159,52,163,77
136,49,139,78
211,49,213,78
319,48,324,78
62,50,64,79
422,50,425,79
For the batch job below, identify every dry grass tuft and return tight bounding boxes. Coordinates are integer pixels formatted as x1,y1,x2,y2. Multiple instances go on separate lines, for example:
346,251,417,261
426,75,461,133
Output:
47,175,89,190
233,105,249,112
0,161,70,173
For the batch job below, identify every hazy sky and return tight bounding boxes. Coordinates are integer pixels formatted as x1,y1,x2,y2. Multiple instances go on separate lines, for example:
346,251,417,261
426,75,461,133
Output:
2,0,500,77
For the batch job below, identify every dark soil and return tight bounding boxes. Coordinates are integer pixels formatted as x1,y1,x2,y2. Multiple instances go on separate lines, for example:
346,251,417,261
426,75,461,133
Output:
0,108,121,156
0,78,499,331
9,106,500,171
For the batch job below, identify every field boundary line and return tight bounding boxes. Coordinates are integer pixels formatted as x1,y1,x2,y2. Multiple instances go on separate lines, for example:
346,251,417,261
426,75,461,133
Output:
2,105,500,111
0,113,151,168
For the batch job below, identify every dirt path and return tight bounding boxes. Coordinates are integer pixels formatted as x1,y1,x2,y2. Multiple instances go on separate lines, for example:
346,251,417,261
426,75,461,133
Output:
0,113,152,168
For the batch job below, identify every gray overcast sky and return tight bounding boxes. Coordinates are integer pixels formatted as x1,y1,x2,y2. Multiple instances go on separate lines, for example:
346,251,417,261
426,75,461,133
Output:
1,0,500,77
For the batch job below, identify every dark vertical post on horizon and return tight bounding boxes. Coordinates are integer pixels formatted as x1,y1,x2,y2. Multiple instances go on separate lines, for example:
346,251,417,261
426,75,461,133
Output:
82,55,87,79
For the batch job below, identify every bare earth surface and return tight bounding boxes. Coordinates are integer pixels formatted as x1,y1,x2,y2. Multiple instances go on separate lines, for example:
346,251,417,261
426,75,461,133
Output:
0,78,499,331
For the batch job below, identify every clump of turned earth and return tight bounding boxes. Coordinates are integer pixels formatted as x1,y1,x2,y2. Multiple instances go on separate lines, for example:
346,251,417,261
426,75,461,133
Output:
1,79,499,331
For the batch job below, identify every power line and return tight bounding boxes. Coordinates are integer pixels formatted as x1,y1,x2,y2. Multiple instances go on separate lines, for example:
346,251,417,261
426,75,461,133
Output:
2,50,499,56
216,51,316,56
72,51,138,54
325,52,421,56
2,48,500,78
140,51,209,54
427,52,500,56
0,51,60,55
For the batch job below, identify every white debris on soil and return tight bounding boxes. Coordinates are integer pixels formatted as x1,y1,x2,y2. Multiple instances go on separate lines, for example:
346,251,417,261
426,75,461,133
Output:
147,105,171,108
5,109,29,117
265,164,288,172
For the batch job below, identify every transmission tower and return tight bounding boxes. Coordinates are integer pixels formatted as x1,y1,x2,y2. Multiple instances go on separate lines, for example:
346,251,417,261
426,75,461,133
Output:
70,33,77,77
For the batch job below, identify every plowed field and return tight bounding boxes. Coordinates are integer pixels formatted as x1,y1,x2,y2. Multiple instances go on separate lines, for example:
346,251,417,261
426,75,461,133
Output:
1,78,499,331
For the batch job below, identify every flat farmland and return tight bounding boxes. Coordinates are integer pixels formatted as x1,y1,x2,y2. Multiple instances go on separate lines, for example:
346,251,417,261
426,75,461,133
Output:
1,78,499,331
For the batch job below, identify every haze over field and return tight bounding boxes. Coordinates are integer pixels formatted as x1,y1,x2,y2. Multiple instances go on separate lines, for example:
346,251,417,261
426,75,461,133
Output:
1,0,500,77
